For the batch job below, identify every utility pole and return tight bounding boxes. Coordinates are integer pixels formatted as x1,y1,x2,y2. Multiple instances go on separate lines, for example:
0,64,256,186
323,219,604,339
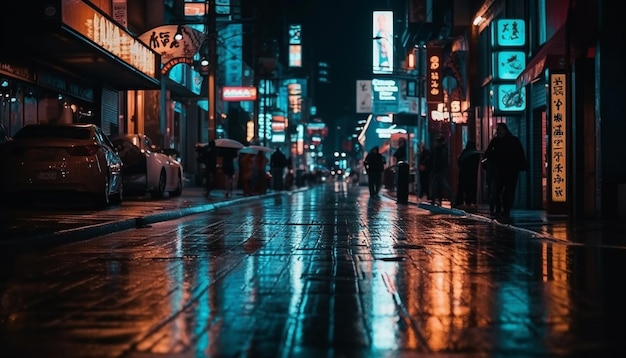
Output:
207,0,217,141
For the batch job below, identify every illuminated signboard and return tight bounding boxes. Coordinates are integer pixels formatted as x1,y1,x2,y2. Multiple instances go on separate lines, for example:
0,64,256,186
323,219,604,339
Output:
493,84,526,112
550,73,567,202
492,19,525,47
186,0,230,15
112,0,127,27
372,78,399,114
184,1,205,17
288,82,302,113
429,101,466,123
356,80,373,114
426,46,443,103
372,11,394,74
139,25,205,75
61,0,158,79
493,51,525,80
222,86,257,101
289,24,302,68
223,23,243,86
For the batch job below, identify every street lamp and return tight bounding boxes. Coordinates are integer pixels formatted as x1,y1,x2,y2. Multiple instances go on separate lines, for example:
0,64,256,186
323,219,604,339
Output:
174,25,184,41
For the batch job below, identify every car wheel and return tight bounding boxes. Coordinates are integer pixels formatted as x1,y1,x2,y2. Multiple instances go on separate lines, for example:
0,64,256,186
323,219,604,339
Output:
169,170,183,197
94,180,111,209
152,169,166,199
110,184,123,205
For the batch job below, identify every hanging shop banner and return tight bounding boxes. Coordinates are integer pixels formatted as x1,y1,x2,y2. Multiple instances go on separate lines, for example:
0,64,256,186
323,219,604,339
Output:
140,25,205,74
550,73,567,202
426,45,443,103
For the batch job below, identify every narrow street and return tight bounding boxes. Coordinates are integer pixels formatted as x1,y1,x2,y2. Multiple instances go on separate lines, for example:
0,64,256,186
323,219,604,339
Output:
0,183,624,357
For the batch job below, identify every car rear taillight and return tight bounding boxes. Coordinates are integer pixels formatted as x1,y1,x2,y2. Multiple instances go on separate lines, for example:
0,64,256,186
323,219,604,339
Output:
67,145,100,156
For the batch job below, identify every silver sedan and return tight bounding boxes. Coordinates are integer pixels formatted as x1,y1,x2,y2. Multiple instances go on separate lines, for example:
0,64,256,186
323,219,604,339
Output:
110,133,183,199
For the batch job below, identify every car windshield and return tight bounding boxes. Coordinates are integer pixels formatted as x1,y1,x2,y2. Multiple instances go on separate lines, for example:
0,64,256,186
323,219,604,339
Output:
13,125,92,140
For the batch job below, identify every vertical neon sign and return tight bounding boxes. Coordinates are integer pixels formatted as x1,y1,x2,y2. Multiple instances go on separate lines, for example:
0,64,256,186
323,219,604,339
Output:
550,73,567,202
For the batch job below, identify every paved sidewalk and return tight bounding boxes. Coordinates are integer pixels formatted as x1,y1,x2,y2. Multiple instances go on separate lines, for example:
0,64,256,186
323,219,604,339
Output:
2,183,625,254
384,189,626,249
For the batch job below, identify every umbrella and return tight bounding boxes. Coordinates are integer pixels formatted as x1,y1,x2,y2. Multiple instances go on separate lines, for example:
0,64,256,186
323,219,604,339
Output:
240,145,273,154
214,138,244,149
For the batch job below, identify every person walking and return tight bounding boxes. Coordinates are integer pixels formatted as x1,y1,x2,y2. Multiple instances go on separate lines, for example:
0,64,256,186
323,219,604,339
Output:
482,122,527,218
284,156,294,190
196,140,217,198
393,138,407,164
429,135,453,206
240,152,255,196
253,151,269,194
221,149,237,198
418,142,432,201
363,146,386,196
270,147,288,191
454,140,481,208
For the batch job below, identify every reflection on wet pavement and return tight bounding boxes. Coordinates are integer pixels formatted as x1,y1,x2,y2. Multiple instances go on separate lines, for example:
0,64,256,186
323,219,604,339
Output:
0,184,624,357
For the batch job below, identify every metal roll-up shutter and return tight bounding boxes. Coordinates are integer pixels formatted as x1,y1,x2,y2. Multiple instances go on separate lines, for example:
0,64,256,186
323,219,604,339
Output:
101,88,119,135
531,81,546,109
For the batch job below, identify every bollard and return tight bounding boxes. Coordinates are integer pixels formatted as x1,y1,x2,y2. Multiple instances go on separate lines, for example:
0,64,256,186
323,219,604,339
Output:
397,161,409,204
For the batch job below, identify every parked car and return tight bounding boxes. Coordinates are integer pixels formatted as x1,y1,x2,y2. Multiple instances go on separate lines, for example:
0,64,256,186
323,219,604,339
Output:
110,133,183,198
0,123,123,207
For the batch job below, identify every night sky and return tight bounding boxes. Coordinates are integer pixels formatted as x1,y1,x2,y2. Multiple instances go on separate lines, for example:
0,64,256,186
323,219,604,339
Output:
256,0,377,118
251,0,392,153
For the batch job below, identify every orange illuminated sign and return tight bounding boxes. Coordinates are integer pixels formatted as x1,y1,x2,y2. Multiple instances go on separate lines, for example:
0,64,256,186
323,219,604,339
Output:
222,86,257,101
61,0,158,79
550,73,567,202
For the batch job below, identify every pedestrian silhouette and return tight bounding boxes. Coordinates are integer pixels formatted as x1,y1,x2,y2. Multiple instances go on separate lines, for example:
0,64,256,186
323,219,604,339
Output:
270,147,288,191
393,138,407,164
454,140,481,208
363,146,386,196
220,148,237,198
196,140,217,198
482,122,527,218
429,135,453,206
418,142,431,201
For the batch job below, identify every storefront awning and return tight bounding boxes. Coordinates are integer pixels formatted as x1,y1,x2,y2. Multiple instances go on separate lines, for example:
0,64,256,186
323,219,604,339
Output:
516,25,570,88
6,32,161,90
0,1,160,90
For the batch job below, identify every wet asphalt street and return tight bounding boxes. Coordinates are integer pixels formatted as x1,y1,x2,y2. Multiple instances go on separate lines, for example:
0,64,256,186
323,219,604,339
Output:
1,182,625,357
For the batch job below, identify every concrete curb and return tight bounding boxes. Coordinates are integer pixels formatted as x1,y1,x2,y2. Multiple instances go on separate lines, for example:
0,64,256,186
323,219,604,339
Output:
414,200,559,241
2,191,284,256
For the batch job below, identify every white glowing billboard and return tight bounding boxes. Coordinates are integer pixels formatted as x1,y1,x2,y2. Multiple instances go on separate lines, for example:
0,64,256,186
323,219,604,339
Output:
372,11,393,74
